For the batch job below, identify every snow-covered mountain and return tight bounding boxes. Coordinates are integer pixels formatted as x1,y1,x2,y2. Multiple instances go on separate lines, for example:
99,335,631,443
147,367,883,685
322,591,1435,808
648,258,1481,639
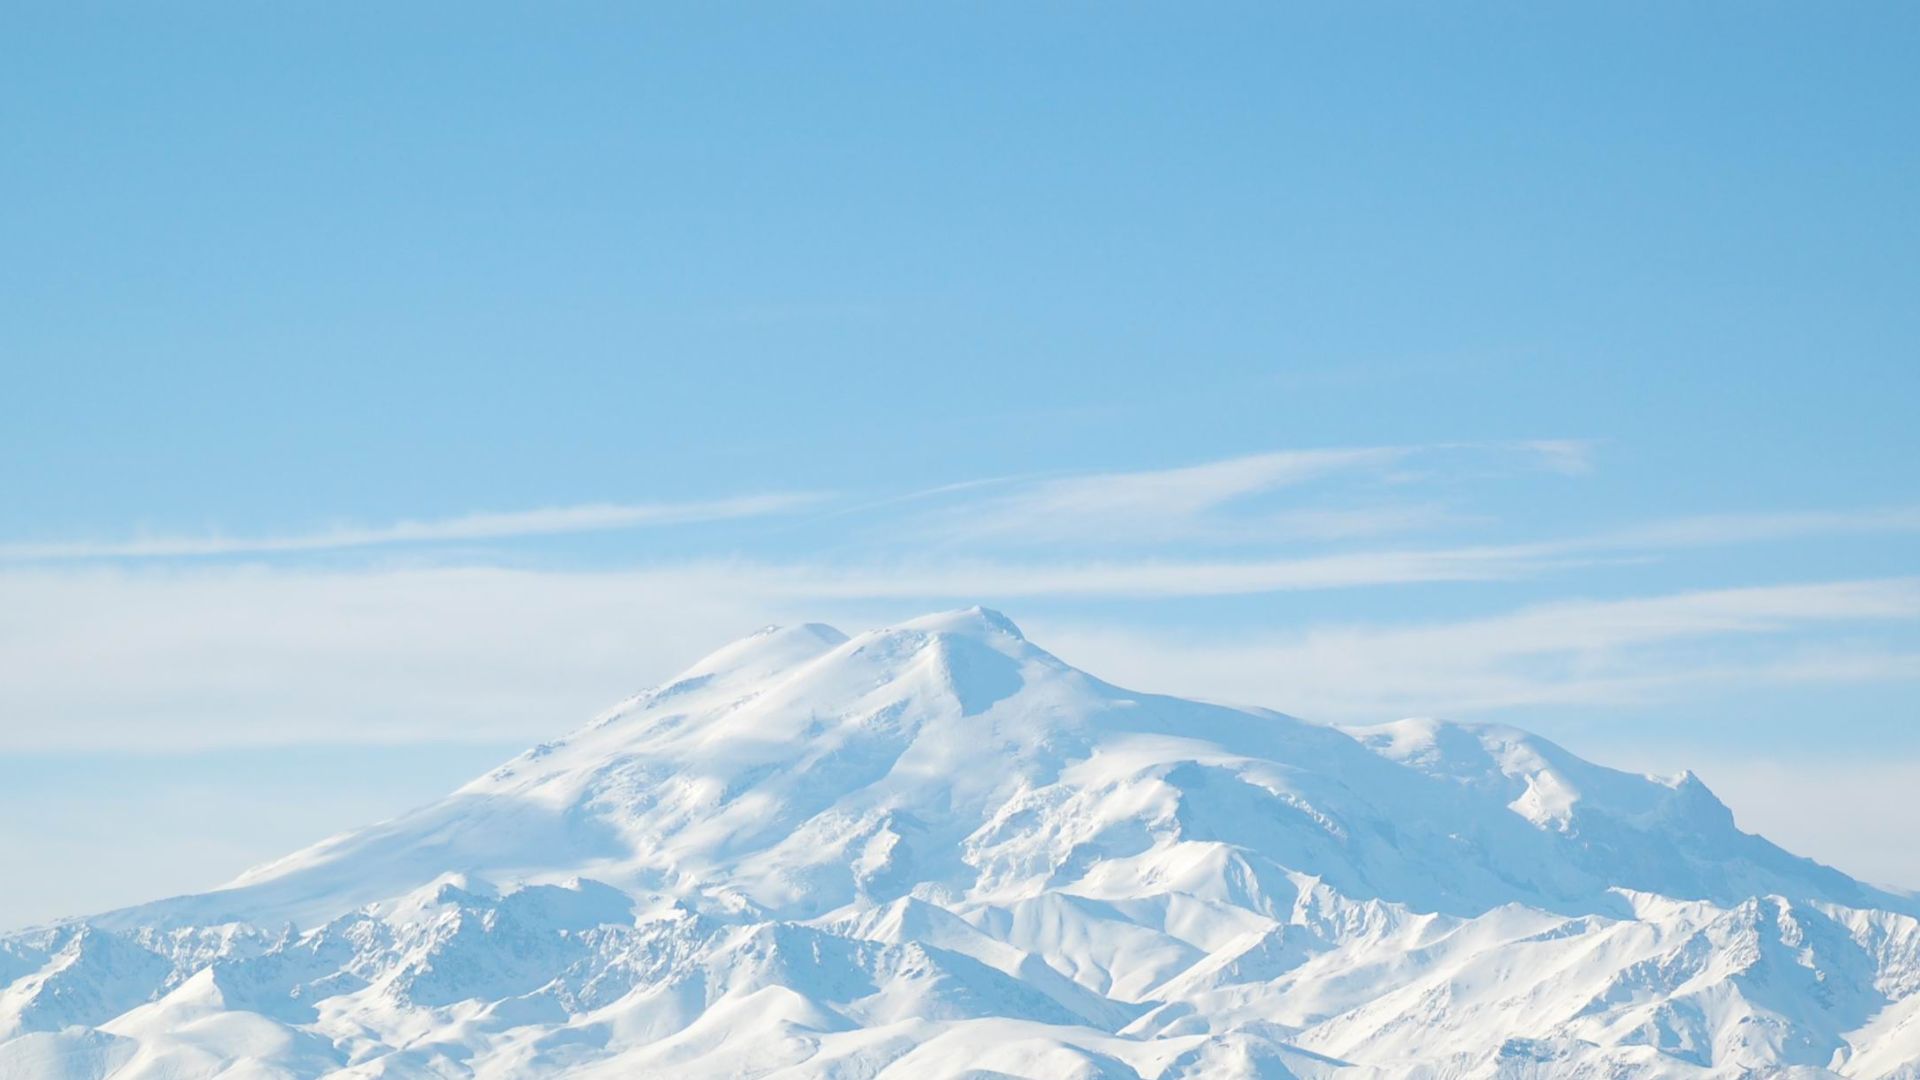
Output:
6,608,1920,1079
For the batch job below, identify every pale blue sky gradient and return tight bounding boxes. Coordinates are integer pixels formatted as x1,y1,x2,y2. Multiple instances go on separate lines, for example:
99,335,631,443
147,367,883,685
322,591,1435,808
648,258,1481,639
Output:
2,2,1917,925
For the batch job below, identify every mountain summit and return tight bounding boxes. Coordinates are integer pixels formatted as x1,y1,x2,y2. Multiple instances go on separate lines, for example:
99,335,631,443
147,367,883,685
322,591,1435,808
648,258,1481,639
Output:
5,610,1918,1078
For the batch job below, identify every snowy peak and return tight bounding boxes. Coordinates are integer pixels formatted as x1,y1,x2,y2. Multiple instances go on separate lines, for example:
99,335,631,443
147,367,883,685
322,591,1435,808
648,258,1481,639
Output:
677,607,1022,683
674,620,851,685
893,605,1029,641
1351,716,1732,832
638,608,1037,726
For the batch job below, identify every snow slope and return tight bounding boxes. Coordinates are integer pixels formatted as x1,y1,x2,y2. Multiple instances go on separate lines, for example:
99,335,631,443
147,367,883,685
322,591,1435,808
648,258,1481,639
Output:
5,608,1920,1078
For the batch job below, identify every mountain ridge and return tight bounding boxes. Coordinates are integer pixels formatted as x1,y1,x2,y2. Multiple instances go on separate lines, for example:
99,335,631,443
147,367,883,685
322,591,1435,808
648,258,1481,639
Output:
5,607,1917,1078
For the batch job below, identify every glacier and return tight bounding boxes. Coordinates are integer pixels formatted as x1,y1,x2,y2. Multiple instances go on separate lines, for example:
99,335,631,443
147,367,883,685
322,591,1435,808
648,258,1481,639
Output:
4,607,1919,1078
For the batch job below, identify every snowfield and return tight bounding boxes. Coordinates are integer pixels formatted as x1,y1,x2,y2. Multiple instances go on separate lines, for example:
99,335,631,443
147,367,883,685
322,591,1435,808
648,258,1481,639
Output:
5,607,1920,1078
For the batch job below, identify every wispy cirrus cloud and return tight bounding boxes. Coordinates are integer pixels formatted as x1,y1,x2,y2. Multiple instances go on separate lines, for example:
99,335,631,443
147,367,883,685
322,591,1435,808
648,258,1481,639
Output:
0,440,1590,566
1567,506,1920,551
0,493,823,562
753,545,1574,598
3,441,1917,609
907,441,1593,546
1036,577,1920,720
1515,439,1599,476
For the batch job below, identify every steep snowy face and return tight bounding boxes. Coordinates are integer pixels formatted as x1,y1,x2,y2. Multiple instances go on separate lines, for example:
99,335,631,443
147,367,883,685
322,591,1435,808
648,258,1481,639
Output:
8,609,1920,1079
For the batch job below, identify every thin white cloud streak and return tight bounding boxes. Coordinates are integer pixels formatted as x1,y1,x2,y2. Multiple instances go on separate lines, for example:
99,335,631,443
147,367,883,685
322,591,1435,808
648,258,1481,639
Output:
760,546,1575,598
0,565,795,751
912,442,1591,546
1036,577,1920,721
1516,439,1598,476
1354,578,1920,657
1568,506,1920,551
0,494,823,561
15,439,1916,582
921,446,1405,544
887,441,1920,560
1017,447,1404,521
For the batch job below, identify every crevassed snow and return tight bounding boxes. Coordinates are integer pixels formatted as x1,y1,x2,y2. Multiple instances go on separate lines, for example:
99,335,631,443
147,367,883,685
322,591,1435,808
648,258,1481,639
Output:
3,606,1917,1078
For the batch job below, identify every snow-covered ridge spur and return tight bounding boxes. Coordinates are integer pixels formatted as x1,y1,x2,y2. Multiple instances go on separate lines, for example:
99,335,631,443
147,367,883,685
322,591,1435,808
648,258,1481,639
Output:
5,607,1919,1078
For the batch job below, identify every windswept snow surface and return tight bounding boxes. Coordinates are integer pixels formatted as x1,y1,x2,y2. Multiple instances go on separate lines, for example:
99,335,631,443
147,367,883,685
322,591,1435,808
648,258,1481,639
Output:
7,608,1920,1078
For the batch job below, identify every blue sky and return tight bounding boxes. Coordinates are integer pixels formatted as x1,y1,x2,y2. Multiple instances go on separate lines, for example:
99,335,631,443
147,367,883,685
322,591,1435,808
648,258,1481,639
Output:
2,2,1917,926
